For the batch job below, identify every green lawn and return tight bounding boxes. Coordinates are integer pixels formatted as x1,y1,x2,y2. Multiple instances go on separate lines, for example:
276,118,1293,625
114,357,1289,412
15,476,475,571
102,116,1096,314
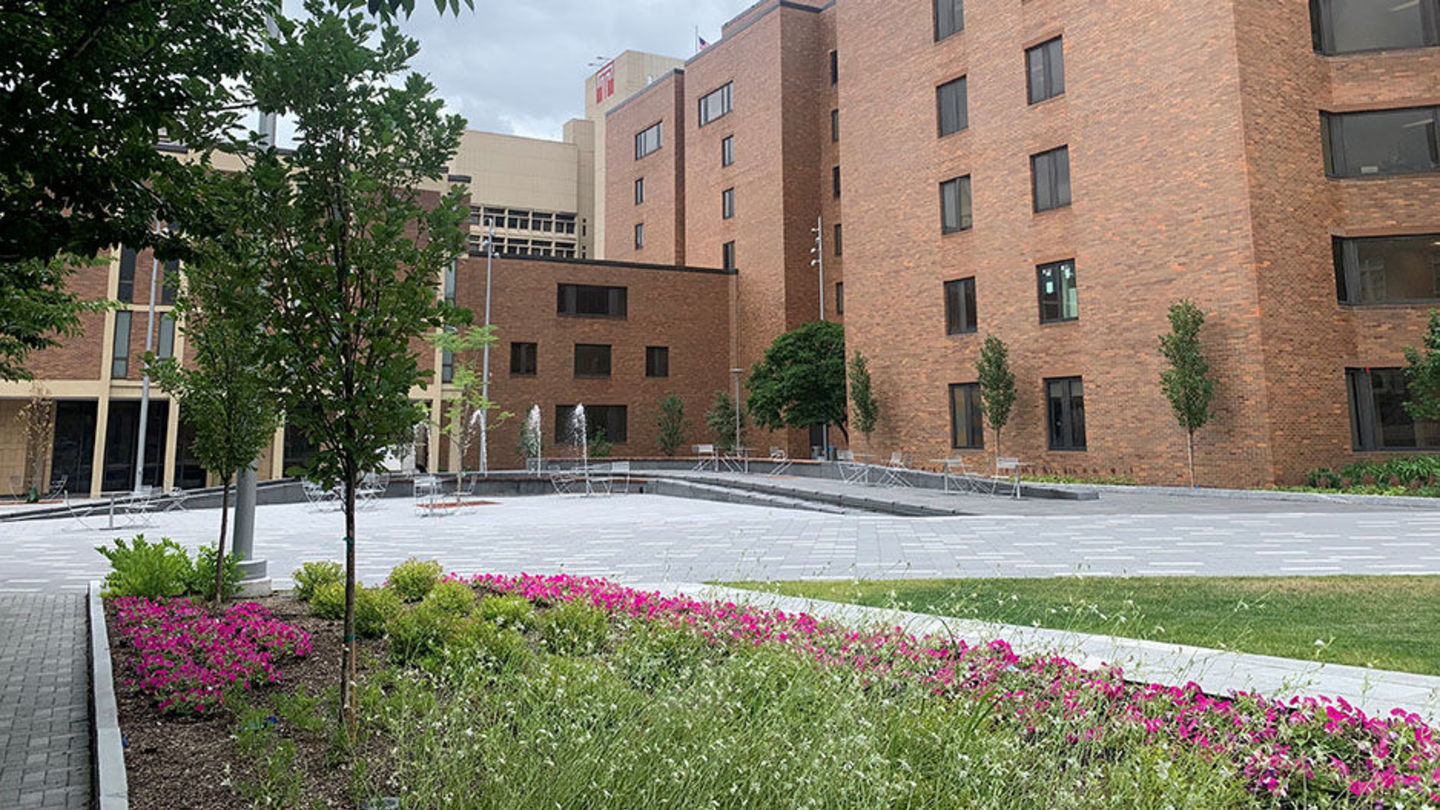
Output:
719,576,1440,676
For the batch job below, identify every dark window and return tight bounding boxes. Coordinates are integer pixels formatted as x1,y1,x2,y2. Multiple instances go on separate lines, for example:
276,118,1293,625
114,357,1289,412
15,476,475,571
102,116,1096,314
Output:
722,188,735,219
940,176,973,233
831,109,840,142
1046,377,1087,451
835,282,844,315
646,346,670,378
440,349,454,383
1347,367,1440,449
1037,260,1079,322
160,260,179,305
829,50,838,84
722,135,734,167
832,166,841,198
635,177,645,204
157,314,176,360
117,247,137,302
834,223,843,256
944,277,977,335
110,310,131,378
937,76,968,136
699,83,733,126
101,400,168,491
1031,146,1072,212
1323,107,1440,178
1334,234,1440,304
556,405,628,444
510,342,537,376
443,262,457,303
557,284,627,318
1311,0,1440,54
574,344,612,378
1026,37,1066,104
934,0,964,40
949,383,984,449
722,240,736,271
634,223,644,250
635,122,662,159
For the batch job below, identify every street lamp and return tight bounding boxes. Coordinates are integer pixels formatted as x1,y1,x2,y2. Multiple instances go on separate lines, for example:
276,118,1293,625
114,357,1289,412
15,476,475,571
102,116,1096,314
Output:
133,219,164,493
730,368,744,456
478,218,495,475
809,217,829,458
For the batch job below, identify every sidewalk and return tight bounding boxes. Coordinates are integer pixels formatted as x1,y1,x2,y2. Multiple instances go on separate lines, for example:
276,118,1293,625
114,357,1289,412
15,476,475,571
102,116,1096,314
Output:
651,583,1440,723
0,593,92,809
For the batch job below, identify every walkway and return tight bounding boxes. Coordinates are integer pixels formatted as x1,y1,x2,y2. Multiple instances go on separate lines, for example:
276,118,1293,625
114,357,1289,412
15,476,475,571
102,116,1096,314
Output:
0,593,92,809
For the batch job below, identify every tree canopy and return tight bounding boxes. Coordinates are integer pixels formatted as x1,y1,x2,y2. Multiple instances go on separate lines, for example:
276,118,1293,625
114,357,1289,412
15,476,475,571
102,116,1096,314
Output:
746,321,848,440
1158,300,1215,486
1403,310,1440,423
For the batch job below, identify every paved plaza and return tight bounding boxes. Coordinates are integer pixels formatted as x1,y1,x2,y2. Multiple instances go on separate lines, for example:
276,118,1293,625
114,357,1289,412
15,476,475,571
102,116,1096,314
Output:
2,492,1439,592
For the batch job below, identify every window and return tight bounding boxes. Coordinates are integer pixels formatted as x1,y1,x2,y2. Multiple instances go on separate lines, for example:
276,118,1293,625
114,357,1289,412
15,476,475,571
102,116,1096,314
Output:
722,241,736,271
634,223,645,250
940,176,973,233
937,76,968,136
635,178,645,205
934,0,964,40
111,310,131,378
1348,368,1440,449
944,278,977,335
160,260,179,305
1027,37,1066,104
117,247,137,302
557,284,627,318
1047,377,1087,451
646,346,670,378
443,262,457,303
1037,260,1079,322
157,314,175,360
1334,234,1440,304
722,135,734,167
1031,146,1072,212
834,223,843,257
1323,107,1440,178
949,383,984,449
441,349,454,383
574,344,612,378
510,342,537,376
698,83,733,126
1311,0,1440,54
829,50,838,84
832,166,841,198
831,109,840,142
635,122,662,159
556,405,628,444
722,188,735,219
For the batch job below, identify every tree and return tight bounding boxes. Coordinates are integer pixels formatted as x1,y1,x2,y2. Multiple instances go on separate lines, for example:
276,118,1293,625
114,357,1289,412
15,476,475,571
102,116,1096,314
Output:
242,1,468,733
705,390,746,453
147,169,280,604
14,390,55,502
746,321,848,441
656,394,688,456
1158,300,1215,488
0,256,111,381
1403,310,1440,423
848,351,880,441
426,325,511,487
976,335,1016,463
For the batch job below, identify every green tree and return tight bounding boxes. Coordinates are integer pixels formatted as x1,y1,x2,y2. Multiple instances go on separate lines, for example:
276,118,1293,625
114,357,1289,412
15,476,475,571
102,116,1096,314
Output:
656,393,688,456
0,256,111,381
1158,300,1216,488
705,390,746,453
976,335,1017,462
146,170,280,605
427,325,511,487
241,1,468,733
848,351,880,440
746,321,848,442
1403,311,1440,423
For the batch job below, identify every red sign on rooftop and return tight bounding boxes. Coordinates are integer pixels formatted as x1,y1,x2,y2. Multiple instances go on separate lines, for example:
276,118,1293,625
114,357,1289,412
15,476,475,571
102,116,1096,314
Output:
595,62,615,105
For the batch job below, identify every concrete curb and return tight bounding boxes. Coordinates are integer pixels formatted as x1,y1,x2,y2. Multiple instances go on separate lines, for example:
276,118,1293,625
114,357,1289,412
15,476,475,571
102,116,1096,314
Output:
1038,481,1440,509
87,581,128,810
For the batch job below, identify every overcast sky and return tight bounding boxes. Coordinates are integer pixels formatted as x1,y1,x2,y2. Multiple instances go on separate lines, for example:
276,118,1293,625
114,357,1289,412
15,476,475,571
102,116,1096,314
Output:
325,0,757,142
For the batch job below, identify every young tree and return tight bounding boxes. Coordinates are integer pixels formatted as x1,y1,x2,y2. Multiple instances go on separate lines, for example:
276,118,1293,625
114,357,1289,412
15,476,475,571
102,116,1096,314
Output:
1403,310,1440,422
243,2,468,733
848,351,880,441
656,393,688,456
705,390,746,453
976,335,1016,463
746,321,848,441
147,172,280,604
15,390,55,502
426,325,510,488
1158,300,1215,488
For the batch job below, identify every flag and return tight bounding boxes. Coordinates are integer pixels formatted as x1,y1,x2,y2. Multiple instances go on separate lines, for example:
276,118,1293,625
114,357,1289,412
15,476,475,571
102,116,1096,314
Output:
698,36,710,49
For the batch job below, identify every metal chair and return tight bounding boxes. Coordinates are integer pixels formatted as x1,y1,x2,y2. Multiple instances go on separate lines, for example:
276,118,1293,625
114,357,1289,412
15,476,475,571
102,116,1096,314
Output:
993,458,1023,499
877,451,913,487
836,450,869,485
357,472,389,509
301,479,339,512
767,446,793,477
691,444,718,472
47,474,68,502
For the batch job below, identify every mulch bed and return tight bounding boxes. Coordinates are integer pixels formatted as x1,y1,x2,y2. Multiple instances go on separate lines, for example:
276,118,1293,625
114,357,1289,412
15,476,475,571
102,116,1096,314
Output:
106,595,388,810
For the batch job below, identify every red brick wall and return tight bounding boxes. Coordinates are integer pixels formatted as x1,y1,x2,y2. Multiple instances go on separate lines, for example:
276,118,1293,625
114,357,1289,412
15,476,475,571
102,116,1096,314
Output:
605,72,687,265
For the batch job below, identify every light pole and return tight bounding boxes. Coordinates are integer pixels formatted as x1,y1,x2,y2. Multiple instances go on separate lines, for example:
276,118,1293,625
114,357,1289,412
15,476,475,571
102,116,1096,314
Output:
478,219,495,475
809,217,829,458
133,219,163,493
730,368,743,456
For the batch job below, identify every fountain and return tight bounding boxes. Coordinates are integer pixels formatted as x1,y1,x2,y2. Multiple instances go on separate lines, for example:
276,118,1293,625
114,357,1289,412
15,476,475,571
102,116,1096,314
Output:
571,404,588,474
524,405,542,472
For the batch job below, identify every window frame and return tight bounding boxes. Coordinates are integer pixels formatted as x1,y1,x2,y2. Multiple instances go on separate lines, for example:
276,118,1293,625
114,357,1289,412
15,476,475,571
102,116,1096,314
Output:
645,346,670,378
573,343,613,378
831,108,840,142
722,187,735,219
157,314,176,361
1037,259,1080,323
555,405,628,445
1311,0,1440,54
1322,106,1440,178
634,177,645,205
722,240,737,271
834,223,843,257
1031,145,1073,212
835,282,844,315
117,247,137,302
832,165,841,198
634,223,644,250
1333,233,1440,305
1026,37,1066,105
934,0,964,41
634,121,663,159
937,75,968,137
1347,367,1440,450
829,50,838,84
698,82,734,127
111,310,132,378
944,277,977,335
510,341,538,376
949,382,984,449
940,175,973,234
1046,376,1087,451
721,135,734,167
557,283,628,319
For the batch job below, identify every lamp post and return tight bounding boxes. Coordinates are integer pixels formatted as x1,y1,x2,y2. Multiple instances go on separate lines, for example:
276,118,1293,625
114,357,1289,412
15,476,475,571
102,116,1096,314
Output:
730,368,743,456
809,217,829,458
133,219,163,493
478,218,495,475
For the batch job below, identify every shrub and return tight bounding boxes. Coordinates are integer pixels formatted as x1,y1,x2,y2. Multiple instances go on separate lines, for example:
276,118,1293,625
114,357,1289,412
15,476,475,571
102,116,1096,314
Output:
292,561,343,602
474,594,536,633
448,619,531,673
422,580,476,617
538,599,609,656
187,544,243,600
388,602,461,664
96,534,194,598
388,557,443,602
355,586,402,639
309,581,347,620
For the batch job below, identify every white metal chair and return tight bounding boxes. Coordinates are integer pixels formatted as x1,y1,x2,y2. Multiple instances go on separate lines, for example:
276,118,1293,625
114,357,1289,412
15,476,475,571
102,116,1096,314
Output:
357,472,389,509
301,479,339,512
691,444,718,472
877,451,913,487
993,458,1023,499
836,450,869,485
413,474,454,516
767,446,793,477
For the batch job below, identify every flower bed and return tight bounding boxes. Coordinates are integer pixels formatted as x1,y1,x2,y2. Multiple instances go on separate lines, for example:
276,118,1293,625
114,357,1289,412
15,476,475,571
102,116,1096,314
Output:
461,573,1440,804
112,597,311,713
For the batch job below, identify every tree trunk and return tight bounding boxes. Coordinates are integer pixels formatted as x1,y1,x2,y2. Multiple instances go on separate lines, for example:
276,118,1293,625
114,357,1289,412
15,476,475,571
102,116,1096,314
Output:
1187,429,1197,489
994,426,1003,473
341,473,358,738
214,474,232,607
